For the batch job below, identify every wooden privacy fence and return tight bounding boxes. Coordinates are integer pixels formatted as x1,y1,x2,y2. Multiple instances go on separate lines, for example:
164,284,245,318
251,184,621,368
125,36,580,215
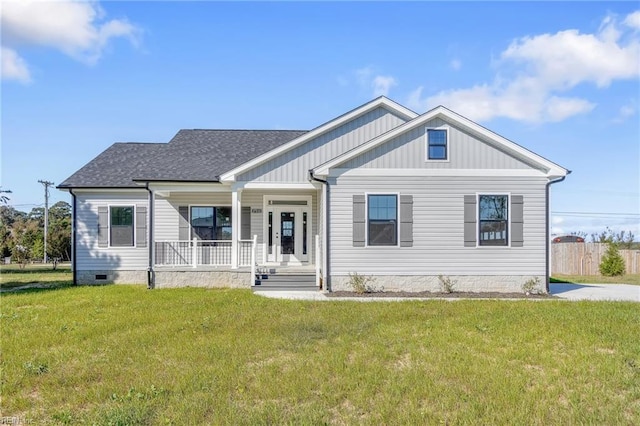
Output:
551,243,640,275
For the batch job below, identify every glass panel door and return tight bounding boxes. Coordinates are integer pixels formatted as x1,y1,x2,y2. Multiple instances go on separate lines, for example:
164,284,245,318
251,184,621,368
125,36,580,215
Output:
280,212,295,255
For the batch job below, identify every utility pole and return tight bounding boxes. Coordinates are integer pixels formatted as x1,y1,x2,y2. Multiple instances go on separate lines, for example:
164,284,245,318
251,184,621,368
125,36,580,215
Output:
38,180,54,263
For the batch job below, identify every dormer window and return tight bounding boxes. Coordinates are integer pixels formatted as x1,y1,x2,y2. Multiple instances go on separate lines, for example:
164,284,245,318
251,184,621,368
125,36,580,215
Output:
426,128,448,160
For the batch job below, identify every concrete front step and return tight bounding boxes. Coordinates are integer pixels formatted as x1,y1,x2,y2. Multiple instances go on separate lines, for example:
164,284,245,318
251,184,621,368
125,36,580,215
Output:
253,273,317,291
251,285,318,292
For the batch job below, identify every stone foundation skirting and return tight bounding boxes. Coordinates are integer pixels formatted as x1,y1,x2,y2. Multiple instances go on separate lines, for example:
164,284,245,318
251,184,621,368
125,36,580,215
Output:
77,270,148,285
152,270,250,289
329,274,547,294
76,269,251,288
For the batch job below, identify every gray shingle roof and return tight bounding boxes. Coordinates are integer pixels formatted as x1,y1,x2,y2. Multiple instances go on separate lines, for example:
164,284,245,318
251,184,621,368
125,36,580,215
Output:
58,129,307,188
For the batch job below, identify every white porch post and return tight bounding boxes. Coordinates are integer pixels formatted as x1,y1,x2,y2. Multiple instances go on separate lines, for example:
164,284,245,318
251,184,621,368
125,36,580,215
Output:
231,188,242,269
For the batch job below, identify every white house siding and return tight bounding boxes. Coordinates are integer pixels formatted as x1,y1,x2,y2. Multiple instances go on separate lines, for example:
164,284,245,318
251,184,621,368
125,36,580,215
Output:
75,192,149,284
238,107,408,183
340,118,534,170
153,189,319,265
154,192,232,241
328,175,548,292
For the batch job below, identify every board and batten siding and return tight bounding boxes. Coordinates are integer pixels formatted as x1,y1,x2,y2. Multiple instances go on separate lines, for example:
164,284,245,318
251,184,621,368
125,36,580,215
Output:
340,118,534,170
75,192,149,270
329,175,548,276
238,107,408,183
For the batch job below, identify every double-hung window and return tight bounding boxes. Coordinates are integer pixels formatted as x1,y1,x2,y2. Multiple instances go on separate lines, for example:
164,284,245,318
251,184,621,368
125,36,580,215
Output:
368,194,397,246
427,129,448,160
478,195,508,246
190,206,232,240
110,206,134,247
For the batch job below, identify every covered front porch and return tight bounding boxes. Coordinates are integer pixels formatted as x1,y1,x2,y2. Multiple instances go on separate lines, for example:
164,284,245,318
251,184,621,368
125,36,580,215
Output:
146,182,325,288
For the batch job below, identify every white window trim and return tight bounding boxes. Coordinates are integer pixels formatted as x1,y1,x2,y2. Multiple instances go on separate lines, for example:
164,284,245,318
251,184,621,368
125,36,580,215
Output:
475,193,511,248
425,126,450,163
365,192,400,248
188,204,232,241
108,204,136,248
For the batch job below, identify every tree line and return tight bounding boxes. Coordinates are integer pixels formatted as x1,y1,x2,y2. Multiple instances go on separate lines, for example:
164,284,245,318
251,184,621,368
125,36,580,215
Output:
0,202,71,267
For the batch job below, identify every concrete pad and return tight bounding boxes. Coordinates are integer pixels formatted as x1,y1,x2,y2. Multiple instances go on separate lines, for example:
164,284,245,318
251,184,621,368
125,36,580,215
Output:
550,283,640,302
253,291,330,301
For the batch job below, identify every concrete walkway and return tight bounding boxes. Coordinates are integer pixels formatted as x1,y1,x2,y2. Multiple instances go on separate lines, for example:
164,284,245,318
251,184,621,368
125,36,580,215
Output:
549,283,639,302
255,283,640,302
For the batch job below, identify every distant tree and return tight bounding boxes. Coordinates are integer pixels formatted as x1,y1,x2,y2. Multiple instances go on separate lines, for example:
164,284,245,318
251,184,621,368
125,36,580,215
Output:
0,188,11,205
47,201,72,266
28,207,45,227
0,205,26,228
9,218,42,266
49,201,71,222
590,227,637,249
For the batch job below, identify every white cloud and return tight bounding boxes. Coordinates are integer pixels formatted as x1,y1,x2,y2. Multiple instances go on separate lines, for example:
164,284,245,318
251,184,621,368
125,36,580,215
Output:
450,59,461,71
355,66,397,97
1,0,140,82
1,47,30,83
408,10,640,123
613,102,637,123
624,10,640,29
372,75,397,97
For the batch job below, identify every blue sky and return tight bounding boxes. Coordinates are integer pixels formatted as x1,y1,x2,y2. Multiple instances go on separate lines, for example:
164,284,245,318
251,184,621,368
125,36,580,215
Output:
2,1,639,238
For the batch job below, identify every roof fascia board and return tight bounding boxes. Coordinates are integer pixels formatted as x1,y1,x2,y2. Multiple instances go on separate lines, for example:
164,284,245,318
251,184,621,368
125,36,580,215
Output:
314,106,568,178
63,188,148,194
147,182,231,193
329,168,548,178
219,97,418,182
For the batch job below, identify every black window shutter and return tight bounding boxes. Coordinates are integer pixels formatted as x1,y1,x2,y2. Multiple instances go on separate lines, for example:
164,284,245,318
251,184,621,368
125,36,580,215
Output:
98,206,108,248
511,195,524,247
136,206,147,248
464,195,476,247
241,207,251,240
179,206,190,240
353,194,365,247
400,195,413,247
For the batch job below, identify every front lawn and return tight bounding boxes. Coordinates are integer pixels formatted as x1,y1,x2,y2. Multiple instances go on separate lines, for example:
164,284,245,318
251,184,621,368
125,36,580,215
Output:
552,274,640,286
0,263,72,290
2,286,639,424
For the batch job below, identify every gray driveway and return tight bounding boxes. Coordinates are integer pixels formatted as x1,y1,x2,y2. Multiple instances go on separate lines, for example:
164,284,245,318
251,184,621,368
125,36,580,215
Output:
549,283,640,302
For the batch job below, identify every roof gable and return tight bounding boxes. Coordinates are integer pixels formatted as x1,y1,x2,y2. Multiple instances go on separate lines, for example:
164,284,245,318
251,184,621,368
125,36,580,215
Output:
313,106,569,179
219,97,418,182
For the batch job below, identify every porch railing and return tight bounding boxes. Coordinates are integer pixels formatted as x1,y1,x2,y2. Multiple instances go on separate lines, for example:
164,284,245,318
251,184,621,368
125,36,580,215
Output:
155,239,253,267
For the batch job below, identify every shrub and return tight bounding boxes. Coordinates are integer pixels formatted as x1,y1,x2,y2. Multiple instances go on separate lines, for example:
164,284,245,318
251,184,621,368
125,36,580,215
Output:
347,272,377,294
438,275,457,293
599,243,626,276
522,277,542,295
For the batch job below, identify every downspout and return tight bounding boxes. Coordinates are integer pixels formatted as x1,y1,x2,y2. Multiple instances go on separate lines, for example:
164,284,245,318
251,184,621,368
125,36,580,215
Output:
546,172,570,292
309,170,330,292
145,183,155,289
69,189,78,286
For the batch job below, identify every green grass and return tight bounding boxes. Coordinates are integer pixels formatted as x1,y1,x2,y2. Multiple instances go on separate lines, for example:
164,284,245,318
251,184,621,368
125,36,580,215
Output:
552,274,640,286
1,286,639,424
0,263,72,290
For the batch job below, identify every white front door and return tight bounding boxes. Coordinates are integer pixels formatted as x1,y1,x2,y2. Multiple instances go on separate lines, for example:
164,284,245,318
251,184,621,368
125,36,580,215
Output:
266,205,310,264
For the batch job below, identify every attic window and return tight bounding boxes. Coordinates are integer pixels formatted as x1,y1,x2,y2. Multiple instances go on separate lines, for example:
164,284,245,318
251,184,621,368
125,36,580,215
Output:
426,129,448,161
